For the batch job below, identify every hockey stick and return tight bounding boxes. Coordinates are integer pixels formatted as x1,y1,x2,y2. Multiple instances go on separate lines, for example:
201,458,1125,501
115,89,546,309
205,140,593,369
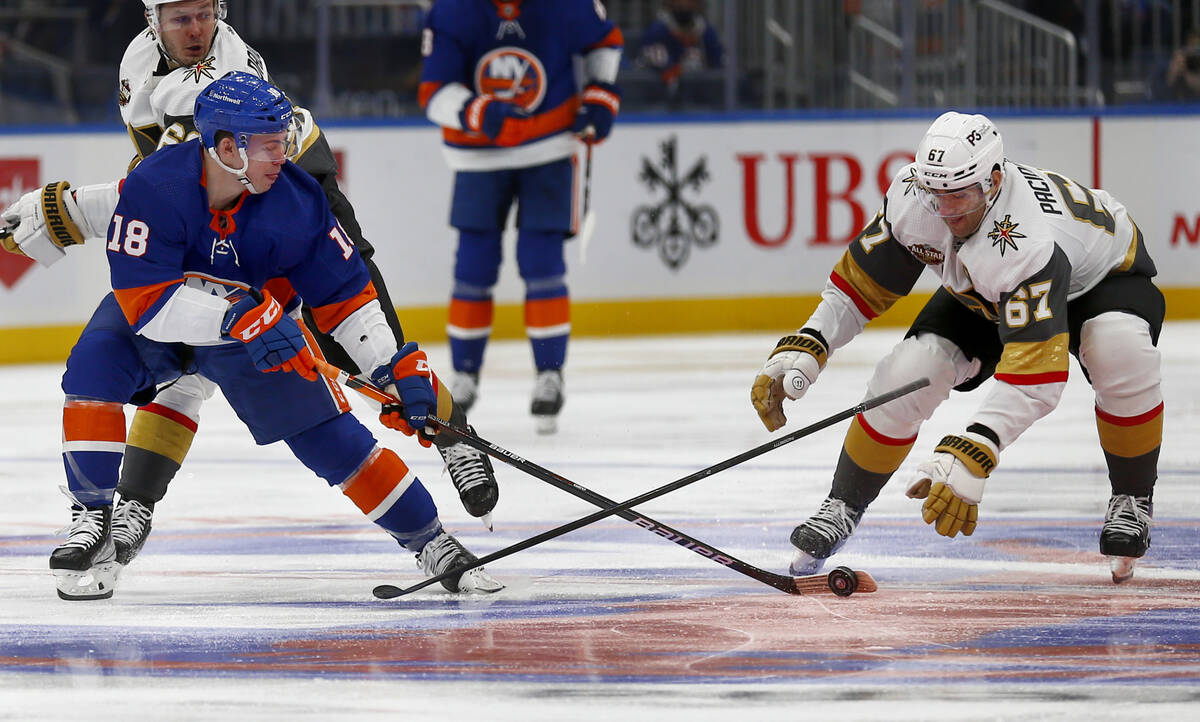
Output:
312,358,926,597
374,378,926,598
576,141,596,265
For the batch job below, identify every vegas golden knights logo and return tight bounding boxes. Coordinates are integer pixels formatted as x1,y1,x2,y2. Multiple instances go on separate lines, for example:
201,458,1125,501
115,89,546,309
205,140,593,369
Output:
987,214,1026,256
185,56,218,83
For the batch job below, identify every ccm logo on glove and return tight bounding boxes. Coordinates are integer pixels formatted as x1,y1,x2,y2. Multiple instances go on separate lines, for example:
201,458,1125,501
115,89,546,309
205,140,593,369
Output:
226,292,281,342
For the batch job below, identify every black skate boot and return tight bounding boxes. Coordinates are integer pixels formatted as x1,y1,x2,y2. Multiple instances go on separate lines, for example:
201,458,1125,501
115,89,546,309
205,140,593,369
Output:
50,495,119,601
789,496,865,575
416,530,503,593
439,427,499,528
450,371,479,413
1101,494,1152,583
530,369,564,435
111,497,155,566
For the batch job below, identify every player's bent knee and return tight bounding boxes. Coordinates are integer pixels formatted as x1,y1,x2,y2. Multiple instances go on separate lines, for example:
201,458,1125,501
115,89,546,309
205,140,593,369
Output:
862,333,975,437
150,374,217,419
1079,312,1162,416
62,329,150,401
285,413,379,486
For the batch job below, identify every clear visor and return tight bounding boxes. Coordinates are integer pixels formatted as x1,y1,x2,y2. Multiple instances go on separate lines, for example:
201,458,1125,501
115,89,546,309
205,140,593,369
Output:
158,6,218,33
915,181,987,218
243,126,298,162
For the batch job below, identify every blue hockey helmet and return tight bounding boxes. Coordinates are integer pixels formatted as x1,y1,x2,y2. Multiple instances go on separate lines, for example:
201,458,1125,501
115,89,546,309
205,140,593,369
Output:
194,71,294,152
194,71,295,193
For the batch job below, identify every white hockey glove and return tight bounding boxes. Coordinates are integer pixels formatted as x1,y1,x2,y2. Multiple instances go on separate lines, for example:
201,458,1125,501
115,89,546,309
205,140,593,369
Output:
905,431,999,538
750,329,829,432
0,181,109,268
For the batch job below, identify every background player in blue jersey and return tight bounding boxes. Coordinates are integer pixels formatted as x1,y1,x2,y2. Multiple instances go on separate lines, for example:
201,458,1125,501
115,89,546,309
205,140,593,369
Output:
418,0,624,434
2,0,499,570
634,0,725,104
49,71,501,600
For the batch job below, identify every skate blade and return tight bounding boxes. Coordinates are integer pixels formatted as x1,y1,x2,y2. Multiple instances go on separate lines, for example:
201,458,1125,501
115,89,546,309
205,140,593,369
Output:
53,561,120,600
1109,555,1138,584
458,567,504,594
480,512,493,532
534,415,558,435
788,550,828,576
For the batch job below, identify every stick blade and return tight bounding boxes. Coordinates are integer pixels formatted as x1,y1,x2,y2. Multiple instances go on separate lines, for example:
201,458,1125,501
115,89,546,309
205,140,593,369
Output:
789,568,877,596
850,570,878,593
372,584,405,599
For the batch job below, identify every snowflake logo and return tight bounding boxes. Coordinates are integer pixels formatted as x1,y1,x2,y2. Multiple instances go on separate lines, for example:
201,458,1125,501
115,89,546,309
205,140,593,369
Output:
986,214,1025,256
630,136,718,270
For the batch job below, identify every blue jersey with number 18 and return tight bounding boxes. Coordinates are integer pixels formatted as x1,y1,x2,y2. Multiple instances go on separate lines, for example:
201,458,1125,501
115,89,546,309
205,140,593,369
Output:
106,140,377,344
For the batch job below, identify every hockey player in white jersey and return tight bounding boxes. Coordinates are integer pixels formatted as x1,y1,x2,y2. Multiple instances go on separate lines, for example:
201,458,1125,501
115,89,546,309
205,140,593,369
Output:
752,111,1164,584
1,0,499,573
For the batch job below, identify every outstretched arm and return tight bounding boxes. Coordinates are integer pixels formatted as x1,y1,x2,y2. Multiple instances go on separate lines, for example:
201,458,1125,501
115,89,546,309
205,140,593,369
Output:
1,181,121,267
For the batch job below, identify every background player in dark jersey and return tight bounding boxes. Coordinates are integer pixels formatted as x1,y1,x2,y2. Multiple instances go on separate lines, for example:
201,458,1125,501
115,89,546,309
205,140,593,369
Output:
2,0,499,568
634,0,725,104
418,0,623,434
50,71,501,600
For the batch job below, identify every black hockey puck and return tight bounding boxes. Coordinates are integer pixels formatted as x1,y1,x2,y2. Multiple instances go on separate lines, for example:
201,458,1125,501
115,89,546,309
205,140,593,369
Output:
827,566,859,597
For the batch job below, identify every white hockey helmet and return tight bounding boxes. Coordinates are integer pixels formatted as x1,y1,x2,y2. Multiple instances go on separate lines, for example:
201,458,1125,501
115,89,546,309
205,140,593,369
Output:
143,0,227,35
914,111,1004,217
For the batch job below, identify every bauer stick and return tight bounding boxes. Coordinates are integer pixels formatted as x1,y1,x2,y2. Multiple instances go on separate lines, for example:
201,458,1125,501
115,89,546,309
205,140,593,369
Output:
576,141,596,264
311,358,927,597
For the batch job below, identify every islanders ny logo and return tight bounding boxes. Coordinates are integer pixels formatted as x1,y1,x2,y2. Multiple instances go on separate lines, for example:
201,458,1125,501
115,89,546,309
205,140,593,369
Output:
474,47,546,111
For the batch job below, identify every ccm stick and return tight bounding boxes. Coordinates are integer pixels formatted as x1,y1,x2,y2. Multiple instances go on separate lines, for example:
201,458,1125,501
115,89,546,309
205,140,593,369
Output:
314,358,927,597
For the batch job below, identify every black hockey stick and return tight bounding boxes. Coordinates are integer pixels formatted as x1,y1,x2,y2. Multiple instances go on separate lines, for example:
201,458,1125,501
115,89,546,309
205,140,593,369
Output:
374,378,927,598
312,359,926,597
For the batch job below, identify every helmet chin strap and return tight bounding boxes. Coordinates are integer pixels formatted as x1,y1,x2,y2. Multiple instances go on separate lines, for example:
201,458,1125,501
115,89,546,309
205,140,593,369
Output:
207,146,263,194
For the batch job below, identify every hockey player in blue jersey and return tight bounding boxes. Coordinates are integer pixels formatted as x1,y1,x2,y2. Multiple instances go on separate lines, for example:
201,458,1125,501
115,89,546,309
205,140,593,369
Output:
50,71,502,600
3,0,499,572
418,0,623,434
635,0,725,97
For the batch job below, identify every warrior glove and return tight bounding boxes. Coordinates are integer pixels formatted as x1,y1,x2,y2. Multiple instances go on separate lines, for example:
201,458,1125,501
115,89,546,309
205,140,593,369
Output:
458,95,528,141
906,431,999,538
221,289,317,381
371,342,441,448
572,82,621,143
1,182,87,267
751,330,829,432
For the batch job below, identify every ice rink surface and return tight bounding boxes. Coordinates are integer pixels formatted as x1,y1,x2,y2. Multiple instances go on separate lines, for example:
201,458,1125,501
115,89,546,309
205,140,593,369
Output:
1,324,1197,721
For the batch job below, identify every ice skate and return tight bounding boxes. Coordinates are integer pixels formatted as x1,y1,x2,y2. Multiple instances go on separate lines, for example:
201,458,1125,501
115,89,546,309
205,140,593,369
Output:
49,491,119,601
1101,494,1152,583
530,369,564,435
789,496,864,575
439,428,499,530
111,497,154,566
450,371,479,413
416,530,504,593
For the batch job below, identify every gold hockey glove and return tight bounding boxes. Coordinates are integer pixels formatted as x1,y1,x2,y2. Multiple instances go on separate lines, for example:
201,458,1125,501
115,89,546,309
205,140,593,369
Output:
751,330,829,431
